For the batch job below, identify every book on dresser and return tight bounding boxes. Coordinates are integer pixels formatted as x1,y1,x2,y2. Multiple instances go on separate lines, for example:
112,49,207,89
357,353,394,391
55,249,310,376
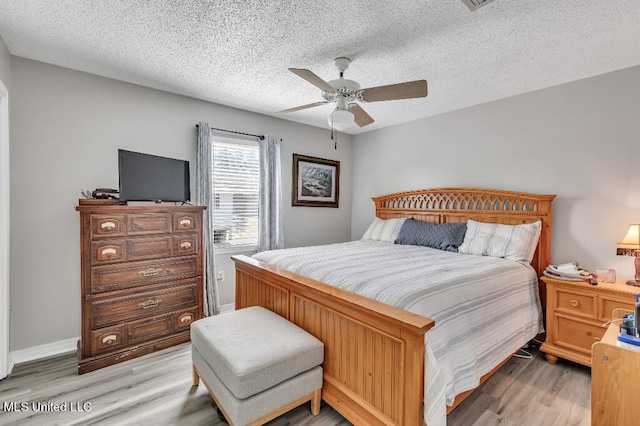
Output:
76,204,206,374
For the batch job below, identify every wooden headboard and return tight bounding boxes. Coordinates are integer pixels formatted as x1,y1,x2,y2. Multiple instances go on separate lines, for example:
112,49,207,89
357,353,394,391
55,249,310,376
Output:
372,187,556,277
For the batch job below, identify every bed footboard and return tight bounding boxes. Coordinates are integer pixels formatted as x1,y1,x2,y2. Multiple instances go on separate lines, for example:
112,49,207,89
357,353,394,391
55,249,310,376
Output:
233,255,434,426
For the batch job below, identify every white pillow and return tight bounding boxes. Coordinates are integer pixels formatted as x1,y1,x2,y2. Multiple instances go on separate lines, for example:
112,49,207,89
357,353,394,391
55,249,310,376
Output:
458,220,542,264
361,218,407,243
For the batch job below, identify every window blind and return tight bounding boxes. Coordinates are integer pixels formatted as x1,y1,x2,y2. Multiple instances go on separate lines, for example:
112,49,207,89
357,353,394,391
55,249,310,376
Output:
212,139,260,249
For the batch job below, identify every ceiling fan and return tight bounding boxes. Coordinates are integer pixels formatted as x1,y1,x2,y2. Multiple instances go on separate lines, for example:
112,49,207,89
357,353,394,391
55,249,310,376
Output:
275,57,428,130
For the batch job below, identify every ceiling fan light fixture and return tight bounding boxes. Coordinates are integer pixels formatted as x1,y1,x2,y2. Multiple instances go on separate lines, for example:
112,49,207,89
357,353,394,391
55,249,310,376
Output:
329,108,354,131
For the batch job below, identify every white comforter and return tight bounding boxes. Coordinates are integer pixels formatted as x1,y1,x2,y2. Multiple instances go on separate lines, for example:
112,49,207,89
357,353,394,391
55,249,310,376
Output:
252,240,543,426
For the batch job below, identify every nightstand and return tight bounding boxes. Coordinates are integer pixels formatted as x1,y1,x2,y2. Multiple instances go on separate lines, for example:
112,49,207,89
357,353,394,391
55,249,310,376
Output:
540,276,636,366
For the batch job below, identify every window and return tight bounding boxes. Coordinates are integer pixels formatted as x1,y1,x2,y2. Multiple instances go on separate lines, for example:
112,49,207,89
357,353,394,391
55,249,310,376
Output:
212,137,260,251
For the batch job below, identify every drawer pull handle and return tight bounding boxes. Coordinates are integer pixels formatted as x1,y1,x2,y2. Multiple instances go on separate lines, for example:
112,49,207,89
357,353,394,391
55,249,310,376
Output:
594,337,601,343
570,300,579,307
100,221,117,231
102,335,117,345
139,268,163,277
180,218,192,227
101,248,117,258
139,299,162,309
179,314,193,324
180,241,192,250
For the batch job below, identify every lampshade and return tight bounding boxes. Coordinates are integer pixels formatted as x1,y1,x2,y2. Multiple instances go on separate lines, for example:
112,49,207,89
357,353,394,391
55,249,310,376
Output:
328,109,354,131
617,224,640,254
617,224,640,286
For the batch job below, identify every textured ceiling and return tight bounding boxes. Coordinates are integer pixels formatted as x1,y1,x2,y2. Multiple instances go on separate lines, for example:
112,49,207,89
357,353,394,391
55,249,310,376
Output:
0,0,639,134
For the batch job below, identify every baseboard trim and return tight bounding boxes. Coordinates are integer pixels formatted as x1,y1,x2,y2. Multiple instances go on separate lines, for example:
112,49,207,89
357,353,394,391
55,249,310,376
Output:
9,337,78,371
6,308,238,374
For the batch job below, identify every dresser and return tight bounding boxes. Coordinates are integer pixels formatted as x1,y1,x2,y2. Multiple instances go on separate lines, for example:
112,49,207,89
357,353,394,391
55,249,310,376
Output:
540,276,636,367
76,204,205,374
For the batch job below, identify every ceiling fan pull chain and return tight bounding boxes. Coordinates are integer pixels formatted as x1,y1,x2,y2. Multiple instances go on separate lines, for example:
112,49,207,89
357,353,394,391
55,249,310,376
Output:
329,114,337,149
331,128,338,149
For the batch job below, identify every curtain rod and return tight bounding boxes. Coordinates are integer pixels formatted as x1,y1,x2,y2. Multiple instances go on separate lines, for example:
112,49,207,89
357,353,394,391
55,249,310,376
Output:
195,124,264,140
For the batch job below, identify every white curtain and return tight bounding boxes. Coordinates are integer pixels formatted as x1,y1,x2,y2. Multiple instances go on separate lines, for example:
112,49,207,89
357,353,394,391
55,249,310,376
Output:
195,122,220,316
258,135,284,252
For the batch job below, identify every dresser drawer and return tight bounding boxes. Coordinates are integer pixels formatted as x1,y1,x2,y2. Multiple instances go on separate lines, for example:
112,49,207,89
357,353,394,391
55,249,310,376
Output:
91,214,126,238
175,309,198,330
91,256,199,293
90,324,127,355
173,234,198,256
555,288,596,318
173,213,199,232
128,314,174,345
127,213,172,236
127,308,198,345
90,308,199,356
90,281,199,328
554,315,605,355
127,236,173,262
91,235,195,265
91,239,126,264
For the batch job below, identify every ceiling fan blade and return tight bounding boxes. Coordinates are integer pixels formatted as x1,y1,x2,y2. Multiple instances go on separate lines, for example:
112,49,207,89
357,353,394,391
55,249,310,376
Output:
361,80,428,102
348,104,375,127
289,68,335,93
274,101,329,114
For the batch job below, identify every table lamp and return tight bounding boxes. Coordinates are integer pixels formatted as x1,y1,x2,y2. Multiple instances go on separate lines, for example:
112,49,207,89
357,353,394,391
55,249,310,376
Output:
617,224,640,286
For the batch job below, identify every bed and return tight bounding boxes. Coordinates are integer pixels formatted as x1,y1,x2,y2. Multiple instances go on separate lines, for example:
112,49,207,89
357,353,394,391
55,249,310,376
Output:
232,188,555,426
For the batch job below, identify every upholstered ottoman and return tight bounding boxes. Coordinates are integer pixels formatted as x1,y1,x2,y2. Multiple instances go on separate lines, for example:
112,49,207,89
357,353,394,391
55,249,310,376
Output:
191,306,324,425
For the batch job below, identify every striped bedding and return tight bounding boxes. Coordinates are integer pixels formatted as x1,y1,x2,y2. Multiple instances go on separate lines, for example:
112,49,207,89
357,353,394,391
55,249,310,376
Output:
252,240,543,426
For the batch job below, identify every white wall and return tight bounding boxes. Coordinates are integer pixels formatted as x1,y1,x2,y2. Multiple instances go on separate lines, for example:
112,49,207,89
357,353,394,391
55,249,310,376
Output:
352,65,640,280
9,57,352,351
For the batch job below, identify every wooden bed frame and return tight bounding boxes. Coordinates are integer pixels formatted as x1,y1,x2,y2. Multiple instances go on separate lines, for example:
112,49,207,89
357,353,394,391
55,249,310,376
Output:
232,188,555,426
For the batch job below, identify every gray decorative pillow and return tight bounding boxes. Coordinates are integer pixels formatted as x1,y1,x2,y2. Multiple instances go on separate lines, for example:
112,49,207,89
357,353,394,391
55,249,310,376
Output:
395,219,467,252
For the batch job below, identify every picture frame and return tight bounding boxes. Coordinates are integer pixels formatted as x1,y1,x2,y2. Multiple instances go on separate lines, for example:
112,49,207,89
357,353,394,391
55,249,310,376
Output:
292,154,340,208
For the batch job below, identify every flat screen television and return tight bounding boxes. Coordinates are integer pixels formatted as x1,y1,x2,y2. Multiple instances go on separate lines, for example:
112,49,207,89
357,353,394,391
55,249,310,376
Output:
118,149,191,203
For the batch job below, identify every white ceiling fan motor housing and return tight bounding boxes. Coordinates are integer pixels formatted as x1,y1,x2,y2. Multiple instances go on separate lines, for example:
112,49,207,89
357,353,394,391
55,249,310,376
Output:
322,57,361,103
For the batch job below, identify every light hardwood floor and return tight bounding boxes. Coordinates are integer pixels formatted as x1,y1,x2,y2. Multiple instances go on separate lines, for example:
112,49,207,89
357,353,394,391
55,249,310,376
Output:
0,342,590,425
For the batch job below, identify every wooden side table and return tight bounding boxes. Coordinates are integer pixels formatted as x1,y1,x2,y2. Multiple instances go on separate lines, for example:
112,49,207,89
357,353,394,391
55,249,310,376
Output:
540,276,636,366
592,323,640,426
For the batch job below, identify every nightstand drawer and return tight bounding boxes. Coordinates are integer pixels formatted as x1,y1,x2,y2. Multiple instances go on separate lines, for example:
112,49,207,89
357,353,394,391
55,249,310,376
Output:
555,289,596,318
600,296,634,322
554,316,605,355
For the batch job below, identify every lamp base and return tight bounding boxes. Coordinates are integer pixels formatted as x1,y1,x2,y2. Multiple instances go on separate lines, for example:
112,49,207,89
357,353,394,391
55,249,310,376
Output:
626,280,640,287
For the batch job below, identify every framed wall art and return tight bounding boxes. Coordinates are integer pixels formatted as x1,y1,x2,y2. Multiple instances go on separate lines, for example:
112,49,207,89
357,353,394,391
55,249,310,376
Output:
292,154,340,208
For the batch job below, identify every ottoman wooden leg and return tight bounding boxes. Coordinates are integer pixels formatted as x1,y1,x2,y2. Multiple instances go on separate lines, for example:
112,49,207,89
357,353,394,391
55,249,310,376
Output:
192,364,200,386
311,389,321,416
